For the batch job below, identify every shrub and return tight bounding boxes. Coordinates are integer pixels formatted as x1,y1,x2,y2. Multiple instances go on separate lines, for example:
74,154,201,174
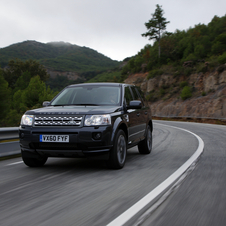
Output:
159,88,166,96
184,67,194,76
146,93,153,101
180,86,192,100
180,81,188,88
197,63,208,73
174,66,184,77
147,69,164,79
145,91,156,101
218,52,226,64
217,65,225,74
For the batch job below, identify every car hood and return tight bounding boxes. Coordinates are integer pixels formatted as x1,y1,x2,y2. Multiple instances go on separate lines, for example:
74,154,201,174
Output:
25,105,122,115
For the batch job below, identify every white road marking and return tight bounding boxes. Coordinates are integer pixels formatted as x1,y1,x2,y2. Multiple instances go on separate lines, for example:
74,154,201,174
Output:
7,161,23,166
107,123,204,226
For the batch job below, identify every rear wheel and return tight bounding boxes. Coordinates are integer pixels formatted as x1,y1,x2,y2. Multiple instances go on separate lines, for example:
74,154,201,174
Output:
138,125,152,154
22,152,48,167
107,129,127,169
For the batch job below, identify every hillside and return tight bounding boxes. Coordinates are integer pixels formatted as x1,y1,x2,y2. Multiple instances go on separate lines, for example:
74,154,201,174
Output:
121,14,226,120
0,40,119,73
124,67,226,120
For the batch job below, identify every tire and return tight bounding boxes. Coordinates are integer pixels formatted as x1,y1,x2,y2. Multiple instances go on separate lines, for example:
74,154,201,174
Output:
22,152,48,167
138,125,152,154
107,129,127,169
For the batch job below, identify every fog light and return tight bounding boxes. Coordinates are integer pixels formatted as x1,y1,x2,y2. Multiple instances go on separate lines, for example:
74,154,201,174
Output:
92,132,102,140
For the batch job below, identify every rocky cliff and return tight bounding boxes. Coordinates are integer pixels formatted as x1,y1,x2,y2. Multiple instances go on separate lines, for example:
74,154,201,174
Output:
46,69,82,81
124,69,226,119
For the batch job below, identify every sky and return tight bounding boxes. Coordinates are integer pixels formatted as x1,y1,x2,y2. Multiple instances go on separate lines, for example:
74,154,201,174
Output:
0,0,226,61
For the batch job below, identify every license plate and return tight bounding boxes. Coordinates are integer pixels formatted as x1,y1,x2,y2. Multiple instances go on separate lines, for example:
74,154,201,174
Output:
40,135,69,143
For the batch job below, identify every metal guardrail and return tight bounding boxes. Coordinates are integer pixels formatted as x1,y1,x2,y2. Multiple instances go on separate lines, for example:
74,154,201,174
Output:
1,115,226,141
0,127,20,158
0,127,19,141
152,115,226,121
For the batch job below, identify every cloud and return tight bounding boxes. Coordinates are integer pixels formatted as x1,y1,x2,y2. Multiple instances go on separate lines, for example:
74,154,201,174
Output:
0,0,225,61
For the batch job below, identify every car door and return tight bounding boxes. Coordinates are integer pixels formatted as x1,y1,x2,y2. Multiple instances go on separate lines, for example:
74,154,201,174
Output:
130,86,147,140
124,85,144,144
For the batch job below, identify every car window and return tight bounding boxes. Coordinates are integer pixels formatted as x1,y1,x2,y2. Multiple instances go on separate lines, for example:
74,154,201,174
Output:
51,85,121,106
51,88,78,105
124,86,133,106
131,86,141,100
130,86,144,106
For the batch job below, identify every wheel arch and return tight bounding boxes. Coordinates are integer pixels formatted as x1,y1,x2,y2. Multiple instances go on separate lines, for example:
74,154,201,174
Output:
149,120,153,132
111,117,128,144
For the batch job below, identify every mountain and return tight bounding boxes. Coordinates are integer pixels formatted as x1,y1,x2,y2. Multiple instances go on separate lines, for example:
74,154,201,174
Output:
0,40,119,73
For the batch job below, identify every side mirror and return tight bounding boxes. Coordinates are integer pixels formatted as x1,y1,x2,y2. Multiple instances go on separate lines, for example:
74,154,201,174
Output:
127,100,142,109
43,101,50,107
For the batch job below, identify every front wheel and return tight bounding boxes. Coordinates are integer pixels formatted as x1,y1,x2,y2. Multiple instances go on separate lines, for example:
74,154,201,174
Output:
22,152,48,167
107,129,127,169
138,125,152,154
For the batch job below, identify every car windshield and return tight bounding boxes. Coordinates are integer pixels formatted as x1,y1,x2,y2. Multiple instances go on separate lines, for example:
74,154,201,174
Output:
51,85,121,106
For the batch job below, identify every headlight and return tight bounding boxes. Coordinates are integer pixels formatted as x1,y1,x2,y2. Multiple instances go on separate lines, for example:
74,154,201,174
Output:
21,115,34,126
84,114,111,126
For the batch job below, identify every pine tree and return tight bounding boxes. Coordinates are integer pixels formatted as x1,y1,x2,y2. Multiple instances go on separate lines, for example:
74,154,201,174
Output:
142,4,170,58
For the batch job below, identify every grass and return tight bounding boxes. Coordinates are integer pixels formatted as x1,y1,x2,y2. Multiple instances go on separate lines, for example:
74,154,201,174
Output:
0,154,21,161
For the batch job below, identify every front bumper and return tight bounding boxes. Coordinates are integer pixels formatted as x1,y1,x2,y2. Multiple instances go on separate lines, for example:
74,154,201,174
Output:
19,125,113,160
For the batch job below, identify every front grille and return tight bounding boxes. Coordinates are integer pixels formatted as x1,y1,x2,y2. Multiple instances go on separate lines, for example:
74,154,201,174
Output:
34,115,83,126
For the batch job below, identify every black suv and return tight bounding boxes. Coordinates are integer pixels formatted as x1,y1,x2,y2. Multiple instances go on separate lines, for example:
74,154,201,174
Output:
19,83,153,169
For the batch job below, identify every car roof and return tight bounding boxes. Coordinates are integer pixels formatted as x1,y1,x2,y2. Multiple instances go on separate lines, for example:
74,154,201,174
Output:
67,82,133,88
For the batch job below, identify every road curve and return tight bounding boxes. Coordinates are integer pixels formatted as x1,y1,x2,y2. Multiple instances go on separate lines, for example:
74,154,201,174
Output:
107,123,204,226
0,121,224,226
142,120,226,226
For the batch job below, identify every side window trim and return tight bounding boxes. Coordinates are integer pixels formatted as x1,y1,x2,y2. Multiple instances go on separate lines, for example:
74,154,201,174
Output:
130,86,145,107
124,85,133,106
134,87,145,106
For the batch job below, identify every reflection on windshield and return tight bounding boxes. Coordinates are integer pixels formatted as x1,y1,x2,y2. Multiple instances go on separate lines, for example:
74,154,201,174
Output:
51,86,121,106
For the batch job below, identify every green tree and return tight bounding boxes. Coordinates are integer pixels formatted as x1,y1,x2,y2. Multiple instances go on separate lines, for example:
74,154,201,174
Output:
0,71,11,121
12,90,27,113
211,41,225,55
22,76,54,109
142,4,170,58
13,71,32,93
4,76,56,126
2,59,49,90
218,52,226,64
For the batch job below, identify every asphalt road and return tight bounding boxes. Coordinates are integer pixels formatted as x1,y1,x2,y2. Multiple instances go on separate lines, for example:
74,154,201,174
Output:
142,121,226,226
0,121,225,226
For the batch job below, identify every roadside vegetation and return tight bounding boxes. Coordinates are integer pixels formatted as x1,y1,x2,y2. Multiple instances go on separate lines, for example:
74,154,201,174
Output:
0,59,57,126
121,12,226,78
120,7,226,101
